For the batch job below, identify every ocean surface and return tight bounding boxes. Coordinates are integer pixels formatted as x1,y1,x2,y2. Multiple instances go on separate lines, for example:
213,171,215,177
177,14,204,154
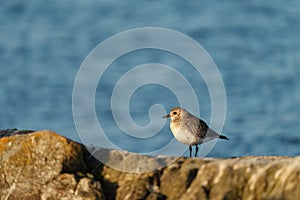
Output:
1,0,300,157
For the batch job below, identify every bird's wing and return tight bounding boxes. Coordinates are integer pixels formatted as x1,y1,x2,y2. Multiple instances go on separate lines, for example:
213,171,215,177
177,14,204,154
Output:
184,116,209,139
195,119,209,139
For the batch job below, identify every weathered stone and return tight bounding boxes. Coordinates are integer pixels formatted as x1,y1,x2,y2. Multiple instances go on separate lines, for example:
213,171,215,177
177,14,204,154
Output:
1,130,300,200
88,147,172,173
41,174,104,200
0,129,34,138
0,130,103,200
92,153,300,200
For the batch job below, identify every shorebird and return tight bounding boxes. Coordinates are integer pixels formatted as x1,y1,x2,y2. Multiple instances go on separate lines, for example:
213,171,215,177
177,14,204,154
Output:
163,107,229,157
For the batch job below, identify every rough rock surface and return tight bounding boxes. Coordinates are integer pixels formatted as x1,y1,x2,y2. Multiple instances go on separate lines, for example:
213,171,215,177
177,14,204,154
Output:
1,130,300,200
0,130,104,200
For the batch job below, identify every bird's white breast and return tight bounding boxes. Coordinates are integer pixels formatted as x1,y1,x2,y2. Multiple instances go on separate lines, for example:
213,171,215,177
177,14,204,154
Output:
170,122,199,145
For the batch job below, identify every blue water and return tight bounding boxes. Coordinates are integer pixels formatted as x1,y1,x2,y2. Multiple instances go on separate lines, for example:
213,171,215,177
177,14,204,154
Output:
1,0,300,157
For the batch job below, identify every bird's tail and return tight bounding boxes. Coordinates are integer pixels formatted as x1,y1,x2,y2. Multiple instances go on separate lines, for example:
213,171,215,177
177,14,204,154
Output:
219,135,229,140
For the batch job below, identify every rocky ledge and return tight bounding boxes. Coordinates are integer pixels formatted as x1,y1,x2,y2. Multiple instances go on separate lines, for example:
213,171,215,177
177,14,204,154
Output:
0,130,299,200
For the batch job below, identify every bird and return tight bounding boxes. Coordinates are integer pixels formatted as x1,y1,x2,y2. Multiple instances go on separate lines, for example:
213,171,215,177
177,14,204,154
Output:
162,107,229,157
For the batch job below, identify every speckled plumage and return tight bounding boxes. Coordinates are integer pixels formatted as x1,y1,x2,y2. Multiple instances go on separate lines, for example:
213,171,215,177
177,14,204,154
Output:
163,107,229,157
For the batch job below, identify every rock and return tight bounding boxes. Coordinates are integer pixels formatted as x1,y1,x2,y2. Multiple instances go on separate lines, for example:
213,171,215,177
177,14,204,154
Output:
41,173,104,200
0,128,34,138
0,130,103,200
90,150,300,200
1,130,300,200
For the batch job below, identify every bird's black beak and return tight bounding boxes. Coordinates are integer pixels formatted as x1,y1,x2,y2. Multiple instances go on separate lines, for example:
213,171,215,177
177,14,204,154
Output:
162,114,170,118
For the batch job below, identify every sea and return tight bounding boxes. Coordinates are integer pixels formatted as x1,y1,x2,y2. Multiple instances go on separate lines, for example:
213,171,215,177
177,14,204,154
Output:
1,0,300,157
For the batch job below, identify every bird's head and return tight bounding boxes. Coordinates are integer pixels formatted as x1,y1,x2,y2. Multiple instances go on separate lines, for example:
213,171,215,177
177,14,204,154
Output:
162,107,182,121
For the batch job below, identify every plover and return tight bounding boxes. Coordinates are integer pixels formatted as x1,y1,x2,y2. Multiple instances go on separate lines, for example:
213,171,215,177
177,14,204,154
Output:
163,107,229,157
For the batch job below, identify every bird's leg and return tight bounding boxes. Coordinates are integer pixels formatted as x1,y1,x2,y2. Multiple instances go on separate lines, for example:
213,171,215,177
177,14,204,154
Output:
189,145,192,158
195,145,198,157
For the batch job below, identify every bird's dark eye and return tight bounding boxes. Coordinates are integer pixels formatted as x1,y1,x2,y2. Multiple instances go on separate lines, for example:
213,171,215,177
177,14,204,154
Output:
172,111,177,115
